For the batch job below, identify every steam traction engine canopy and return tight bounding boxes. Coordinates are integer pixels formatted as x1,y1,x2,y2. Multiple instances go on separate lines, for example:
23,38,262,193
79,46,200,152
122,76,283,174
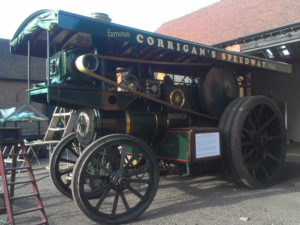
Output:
11,10,291,71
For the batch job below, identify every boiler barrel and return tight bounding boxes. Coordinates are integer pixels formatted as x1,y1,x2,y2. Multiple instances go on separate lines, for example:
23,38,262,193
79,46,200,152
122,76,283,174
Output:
100,110,166,144
74,107,169,146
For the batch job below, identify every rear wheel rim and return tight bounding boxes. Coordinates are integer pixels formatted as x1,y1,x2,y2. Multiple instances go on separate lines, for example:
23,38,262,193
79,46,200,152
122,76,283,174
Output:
239,103,285,182
220,96,286,187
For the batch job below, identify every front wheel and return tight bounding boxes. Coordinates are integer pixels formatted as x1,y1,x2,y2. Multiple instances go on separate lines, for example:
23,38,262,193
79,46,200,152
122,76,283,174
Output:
72,134,159,224
219,96,286,188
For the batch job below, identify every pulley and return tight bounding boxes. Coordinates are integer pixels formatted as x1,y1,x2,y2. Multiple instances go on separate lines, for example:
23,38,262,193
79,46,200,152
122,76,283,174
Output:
198,67,239,117
74,108,100,147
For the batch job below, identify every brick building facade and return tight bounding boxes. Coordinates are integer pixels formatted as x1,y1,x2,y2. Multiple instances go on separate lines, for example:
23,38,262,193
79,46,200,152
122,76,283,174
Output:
0,38,45,113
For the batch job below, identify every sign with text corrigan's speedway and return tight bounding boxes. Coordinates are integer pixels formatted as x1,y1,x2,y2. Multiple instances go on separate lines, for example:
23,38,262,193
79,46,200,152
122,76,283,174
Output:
135,33,267,69
105,25,287,72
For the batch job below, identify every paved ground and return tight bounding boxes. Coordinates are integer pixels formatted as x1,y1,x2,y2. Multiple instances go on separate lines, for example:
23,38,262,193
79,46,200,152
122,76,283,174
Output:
2,143,300,225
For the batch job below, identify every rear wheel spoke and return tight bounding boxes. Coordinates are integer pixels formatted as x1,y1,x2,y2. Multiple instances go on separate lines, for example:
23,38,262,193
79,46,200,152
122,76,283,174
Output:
267,134,283,142
258,113,276,132
243,147,255,162
247,114,256,130
265,152,281,163
242,140,254,147
260,164,271,179
255,105,265,126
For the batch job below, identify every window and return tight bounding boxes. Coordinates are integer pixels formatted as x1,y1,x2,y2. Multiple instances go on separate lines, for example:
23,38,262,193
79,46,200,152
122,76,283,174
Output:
266,49,275,58
279,45,290,57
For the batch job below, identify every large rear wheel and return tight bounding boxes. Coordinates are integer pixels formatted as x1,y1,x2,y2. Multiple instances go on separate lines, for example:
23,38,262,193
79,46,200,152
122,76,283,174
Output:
72,134,159,224
219,96,286,188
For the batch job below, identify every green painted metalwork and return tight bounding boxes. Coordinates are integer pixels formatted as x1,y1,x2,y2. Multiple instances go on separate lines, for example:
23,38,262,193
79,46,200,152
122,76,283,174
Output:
49,49,93,84
154,130,191,162
29,86,137,110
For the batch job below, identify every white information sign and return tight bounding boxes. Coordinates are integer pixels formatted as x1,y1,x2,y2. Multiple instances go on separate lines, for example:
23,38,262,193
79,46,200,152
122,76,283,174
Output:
195,132,220,158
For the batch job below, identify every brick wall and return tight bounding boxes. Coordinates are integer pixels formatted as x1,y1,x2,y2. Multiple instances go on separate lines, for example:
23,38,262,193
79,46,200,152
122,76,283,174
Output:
0,80,44,113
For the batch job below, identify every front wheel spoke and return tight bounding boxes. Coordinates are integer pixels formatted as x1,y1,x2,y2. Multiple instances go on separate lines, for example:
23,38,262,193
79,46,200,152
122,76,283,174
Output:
120,191,130,210
258,113,276,132
127,185,144,199
94,187,111,209
58,167,73,176
265,152,281,163
86,186,106,199
60,158,76,164
92,159,110,175
111,192,120,216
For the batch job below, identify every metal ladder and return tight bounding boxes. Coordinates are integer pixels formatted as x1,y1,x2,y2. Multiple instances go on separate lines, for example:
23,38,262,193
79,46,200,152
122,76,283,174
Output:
44,107,74,141
0,128,48,225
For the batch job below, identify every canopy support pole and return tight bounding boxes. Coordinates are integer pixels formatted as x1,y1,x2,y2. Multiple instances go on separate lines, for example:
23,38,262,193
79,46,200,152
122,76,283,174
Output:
27,40,31,104
46,30,50,103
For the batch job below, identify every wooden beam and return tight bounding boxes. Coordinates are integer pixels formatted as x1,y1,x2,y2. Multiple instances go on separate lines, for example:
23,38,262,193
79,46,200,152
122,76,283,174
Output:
241,29,300,52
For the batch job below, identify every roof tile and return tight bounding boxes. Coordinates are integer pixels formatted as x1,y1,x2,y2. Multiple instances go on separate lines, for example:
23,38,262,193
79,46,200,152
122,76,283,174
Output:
156,0,300,45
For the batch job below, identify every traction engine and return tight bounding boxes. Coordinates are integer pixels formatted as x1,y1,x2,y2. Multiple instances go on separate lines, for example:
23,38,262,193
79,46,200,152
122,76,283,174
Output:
10,10,291,224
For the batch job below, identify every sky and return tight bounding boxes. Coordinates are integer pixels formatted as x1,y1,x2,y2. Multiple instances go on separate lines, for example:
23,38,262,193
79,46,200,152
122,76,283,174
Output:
0,0,220,40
